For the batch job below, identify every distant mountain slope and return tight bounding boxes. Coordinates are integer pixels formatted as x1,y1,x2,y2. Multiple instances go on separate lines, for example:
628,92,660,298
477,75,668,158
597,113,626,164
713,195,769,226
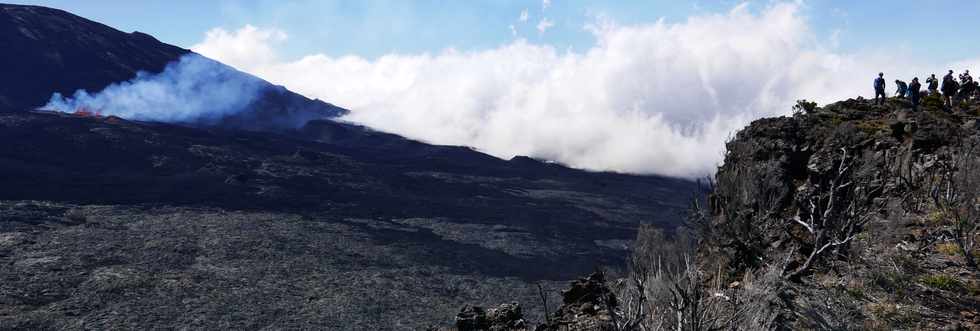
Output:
0,4,346,130
0,4,186,110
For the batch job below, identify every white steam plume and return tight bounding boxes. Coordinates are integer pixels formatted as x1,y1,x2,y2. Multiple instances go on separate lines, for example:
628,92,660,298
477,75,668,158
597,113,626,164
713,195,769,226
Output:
42,54,265,124
192,3,976,177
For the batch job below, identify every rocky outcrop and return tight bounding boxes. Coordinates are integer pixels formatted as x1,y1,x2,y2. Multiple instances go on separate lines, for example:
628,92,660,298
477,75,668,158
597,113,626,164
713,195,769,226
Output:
443,272,619,331
703,96,980,328
709,96,976,275
444,96,980,330
535,272,617,331
454,303,528,331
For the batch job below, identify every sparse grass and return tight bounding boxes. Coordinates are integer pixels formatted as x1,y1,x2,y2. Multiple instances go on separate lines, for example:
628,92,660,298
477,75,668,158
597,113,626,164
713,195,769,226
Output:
864,302,917,331
855,119,889,135
921,93,944,112
935,242,961,256
966,280,980,296
871,269,913,299
844,285,867,300
830,114,844,127
920,274,962,291
866,302,900,321
923,210,948,226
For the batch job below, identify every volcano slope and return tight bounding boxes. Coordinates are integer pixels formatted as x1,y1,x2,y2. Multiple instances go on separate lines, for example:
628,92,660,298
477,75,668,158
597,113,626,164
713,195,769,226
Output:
0,4,695,330
0,110,693,330
0,4,347,131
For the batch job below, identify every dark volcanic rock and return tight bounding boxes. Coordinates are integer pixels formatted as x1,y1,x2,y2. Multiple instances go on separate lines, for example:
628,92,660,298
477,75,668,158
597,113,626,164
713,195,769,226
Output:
0,110,692,278
703,97,980,328
535,272,617,331
454,303,527,331
0,110,694,329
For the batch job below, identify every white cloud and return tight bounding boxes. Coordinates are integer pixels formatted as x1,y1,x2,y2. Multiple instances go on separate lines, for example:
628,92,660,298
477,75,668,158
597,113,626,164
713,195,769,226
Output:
190,25,287,71
520,9,529,22
191,2,976,178
543,0,551,10
536,18,554,34
828,28,842,49
509,24,517,36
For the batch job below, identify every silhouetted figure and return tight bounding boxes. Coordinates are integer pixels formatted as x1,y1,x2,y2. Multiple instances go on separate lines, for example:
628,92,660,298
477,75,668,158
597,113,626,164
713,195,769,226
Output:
942,70,958,108
926,74,939,95
894,80,908,98
874,72,887,105
960,69,973,85
960,70,975,101
909,77,921,110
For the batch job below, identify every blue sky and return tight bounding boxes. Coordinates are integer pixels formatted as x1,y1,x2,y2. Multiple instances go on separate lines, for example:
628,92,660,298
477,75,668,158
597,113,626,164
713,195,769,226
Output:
10,0,980,63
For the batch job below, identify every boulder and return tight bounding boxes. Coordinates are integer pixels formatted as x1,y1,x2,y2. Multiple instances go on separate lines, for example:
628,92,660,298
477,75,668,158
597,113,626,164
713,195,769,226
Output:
536,271,617,331
455,303,527,331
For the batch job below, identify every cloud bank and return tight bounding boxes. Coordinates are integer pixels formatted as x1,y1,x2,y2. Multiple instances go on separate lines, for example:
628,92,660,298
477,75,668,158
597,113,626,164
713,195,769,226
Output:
191,3,976,178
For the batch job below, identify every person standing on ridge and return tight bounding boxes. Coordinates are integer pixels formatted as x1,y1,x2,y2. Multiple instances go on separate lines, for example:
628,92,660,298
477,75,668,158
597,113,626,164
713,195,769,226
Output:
894,79,908,98
961,70,977,101
942,70,958,108
874,72,887,105
962,70,975,99
960,69,973,84
926,74,939,95
944,70,956,83
909,77,922,110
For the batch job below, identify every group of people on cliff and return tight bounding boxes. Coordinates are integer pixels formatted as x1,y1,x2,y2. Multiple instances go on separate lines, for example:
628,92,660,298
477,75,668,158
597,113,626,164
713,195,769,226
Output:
874,69,976,109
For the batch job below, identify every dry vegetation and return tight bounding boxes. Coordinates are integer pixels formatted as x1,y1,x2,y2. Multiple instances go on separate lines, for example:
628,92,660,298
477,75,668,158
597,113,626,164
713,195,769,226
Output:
606,100,980,330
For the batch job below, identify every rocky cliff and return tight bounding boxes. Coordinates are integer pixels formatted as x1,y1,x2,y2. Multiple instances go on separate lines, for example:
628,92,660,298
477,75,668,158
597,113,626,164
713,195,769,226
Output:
700,94,980,329
449,95,980,330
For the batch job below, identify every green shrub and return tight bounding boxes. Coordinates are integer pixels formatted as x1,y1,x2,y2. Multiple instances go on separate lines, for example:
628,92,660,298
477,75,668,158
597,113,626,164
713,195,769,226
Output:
920,93,944,111
793,99,818,115
855,119,889,135
924,210,947,226
920,274,961,291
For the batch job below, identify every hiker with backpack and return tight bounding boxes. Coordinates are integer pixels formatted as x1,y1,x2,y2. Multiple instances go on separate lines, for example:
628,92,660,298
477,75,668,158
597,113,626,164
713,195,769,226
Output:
926,74,939,95
909,77,922,110
894,79,908,98
959,70,975,100
874,72,887,105
942,70,959,108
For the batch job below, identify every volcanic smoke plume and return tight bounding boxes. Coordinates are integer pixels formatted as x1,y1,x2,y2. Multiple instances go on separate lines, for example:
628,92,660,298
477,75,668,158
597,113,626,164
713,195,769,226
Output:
42,54,265,124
